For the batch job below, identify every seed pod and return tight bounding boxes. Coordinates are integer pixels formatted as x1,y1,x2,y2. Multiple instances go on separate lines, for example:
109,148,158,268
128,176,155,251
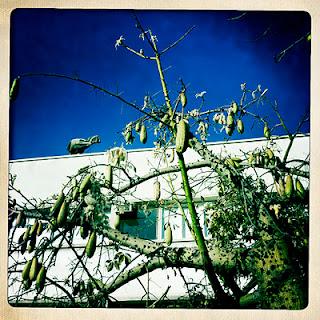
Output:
85,231,97,258
23,226,31,241
165,224,172,246
79,174,91,194
175,120,189,153
10,77,20,101
80,225,89,239
226,125,233,136
16,211,25,227
285,175,293,198
154,181,161,201
105,165,113,189
237,119,244,134
140,124,147,144
36,221,43,236
276,178,285,197
213,113,220,123
22,260,32,281
28,236,36,253
296,178,306,199
248,153,254,166
135,121,141,132
168,148,175,163
159,114,169,128
29,257,39,281
36,266,46,293
50,192,65,217
72,186,79,201
57,201,68,227
112,214,121,229
231,101,238,114
227,114,234,126
264,124,271,139
265,148,274,159
180,91,187,108
49,218,58,232
125,130,133,144
30,220,39,238
23,279,32,290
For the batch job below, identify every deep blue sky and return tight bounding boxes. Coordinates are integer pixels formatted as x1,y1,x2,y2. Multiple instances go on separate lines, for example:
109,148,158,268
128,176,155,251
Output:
10,10,310,160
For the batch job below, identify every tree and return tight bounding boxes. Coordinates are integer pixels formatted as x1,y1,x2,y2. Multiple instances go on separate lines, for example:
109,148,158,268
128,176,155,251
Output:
8,15,309,309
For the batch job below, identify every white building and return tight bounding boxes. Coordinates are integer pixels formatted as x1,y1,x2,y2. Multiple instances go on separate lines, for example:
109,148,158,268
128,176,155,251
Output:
8,135,309,307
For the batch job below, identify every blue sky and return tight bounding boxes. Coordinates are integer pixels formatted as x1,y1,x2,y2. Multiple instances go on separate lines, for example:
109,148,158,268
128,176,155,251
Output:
10,10,310,160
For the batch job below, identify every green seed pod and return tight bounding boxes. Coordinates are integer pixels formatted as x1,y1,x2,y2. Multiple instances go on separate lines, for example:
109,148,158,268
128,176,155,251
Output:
237,119,244,134
135,121,141,132
154,181,161,201
159,114,169,128
140,124,147,144
23,279,32,290
227,114,234,126
113,214,121,229
20,241,27,255
23,226,31,241
79,174,91,194
72,186,79,201
57,201,68,227
28,236,36,253
231,101,238,114
22,260,32,281
36,266,46,293
49,218,58,232
276,178,285,197
175,120,189,153
36,221,43,236
30,220,39,238
265,148,274,159
264,124,271,139
165,224,172,246
296,178,306,199
105,165,113,189
85,231,97,258
180,91,187,108
285,175,293,198
226,125,234,136
80,225,89,239
29,257,39,281
50,192,65,217
10,77,20,101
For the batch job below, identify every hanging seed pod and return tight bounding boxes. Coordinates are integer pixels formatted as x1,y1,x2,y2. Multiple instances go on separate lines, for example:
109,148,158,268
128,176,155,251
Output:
80,225,89,239
231,101,238,114
285,175,293,198
57,201,68,227
159,114,169,128
16,211,25,227
226,125,234,136
165,224,172,246
20,241,27,255
276,178,285,197
296,178,306,199
72,186,79,201
79,174,91,194
213,113,220,123
175,120,189,153
135,121,141,132
154,181,161,201
85,231,97,258
28,236,36,253
36,265,46,293
140,124,147,144
22,260,32,281
105,165,113,189
180,91,187,108
237,119,244,134
227,114,234,127
23,226,31,241
112,213,121,229
264,124,271,139
49,218,58,232
265,148,274,159
168,148,175,163
30,220,39,238
10,77,20,101
36,221,43,236
29,257,39,281
23,279,32,290
50,192,65,217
